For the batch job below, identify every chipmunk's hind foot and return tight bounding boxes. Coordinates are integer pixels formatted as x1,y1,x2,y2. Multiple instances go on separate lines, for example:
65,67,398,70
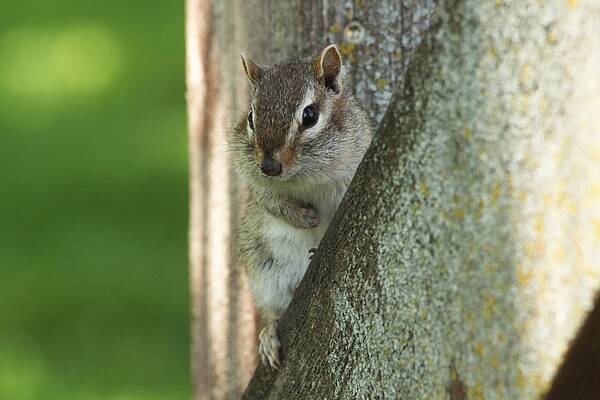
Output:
259,320,280,369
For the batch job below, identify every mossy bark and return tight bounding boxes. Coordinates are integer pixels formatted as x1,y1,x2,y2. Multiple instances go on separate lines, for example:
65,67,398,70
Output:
241,0,600,399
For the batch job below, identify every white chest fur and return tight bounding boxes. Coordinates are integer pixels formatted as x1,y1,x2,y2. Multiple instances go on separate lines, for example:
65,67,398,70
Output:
250,186,345,319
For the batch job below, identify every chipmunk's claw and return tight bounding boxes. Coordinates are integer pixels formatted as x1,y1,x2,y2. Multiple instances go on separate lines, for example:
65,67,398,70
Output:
259,321,280,369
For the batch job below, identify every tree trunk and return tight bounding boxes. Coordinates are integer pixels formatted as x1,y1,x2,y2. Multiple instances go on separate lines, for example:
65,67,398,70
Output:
242,1,600,399
187,0,600,399
186,1,433,398
186,1,257,399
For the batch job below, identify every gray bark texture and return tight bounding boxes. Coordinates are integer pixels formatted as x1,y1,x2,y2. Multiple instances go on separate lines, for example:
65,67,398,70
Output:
186,0,600,399
242,0,600,399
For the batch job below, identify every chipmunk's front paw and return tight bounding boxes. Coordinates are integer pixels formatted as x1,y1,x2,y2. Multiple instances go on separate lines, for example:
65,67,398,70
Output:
309,247,318,261
299,205,320,228
259,321,280,369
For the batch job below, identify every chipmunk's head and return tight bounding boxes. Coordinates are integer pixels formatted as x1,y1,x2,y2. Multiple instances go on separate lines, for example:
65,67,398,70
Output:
237,44,348,183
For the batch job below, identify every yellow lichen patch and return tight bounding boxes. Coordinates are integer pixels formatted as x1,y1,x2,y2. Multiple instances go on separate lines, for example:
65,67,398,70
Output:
567,0,577,9
329,23,341,34
450,365,460,381
483,296,497,319
477,199,485,213
496,332,507,344
465,311,475,324
338,42,356,62
464,126,472,139
542,193,553,206
490,356,500,368
517,268,533,286
546,30,558,44
522,151,540,169
474,342,485,356
469,383,485,400
375,78,387,90
514,190,527,201
532,373,545,391
516,370,527,388
419,181,429,195
487,45,498,59
534,212,544,234
490,183,501,205
552,181,568,205
452,208,466,220
520,64,532,84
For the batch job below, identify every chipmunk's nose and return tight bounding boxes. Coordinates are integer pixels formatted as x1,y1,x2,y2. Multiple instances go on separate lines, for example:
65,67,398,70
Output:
260,155,282,176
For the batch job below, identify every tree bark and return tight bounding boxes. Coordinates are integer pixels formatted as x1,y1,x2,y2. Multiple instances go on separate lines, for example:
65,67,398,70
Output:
242,1,600,399
186,1,257,399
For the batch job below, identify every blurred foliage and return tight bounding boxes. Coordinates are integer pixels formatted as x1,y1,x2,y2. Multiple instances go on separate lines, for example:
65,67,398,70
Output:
0,1,189,399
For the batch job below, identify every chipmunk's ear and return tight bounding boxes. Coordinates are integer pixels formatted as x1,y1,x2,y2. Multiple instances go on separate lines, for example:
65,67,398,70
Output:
240,54,262,86
314,44,343,93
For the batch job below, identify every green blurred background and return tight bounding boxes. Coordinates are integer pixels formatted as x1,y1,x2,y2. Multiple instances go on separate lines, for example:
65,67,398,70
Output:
0,1,189,399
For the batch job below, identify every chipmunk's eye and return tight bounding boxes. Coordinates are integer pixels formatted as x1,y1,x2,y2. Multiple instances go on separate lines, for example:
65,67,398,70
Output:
247,110,254,130
301,105,318,128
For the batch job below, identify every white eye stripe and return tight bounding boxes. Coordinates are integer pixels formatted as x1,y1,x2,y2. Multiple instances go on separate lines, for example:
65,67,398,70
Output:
286,87,329,143
285,88,315,144
296,87,316,123
302,101,332,139
247,104,257,138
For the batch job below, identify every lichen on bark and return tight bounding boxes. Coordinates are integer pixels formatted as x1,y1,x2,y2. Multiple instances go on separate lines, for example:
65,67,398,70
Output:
242,0,600,398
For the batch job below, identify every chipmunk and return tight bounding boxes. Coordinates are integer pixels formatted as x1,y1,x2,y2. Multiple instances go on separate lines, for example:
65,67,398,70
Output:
228,44,373,368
